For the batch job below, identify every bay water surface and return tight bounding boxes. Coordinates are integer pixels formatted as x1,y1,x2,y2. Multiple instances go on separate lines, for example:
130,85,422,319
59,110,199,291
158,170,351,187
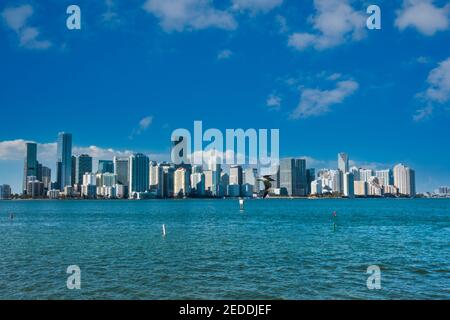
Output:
0,199,449,300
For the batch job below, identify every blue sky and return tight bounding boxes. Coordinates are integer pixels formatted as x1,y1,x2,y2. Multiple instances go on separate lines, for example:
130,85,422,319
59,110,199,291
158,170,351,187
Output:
1,0,449,193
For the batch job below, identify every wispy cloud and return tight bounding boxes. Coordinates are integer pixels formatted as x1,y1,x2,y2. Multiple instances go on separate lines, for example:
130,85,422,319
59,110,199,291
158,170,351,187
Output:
266,94,282,110
395,0,450,36
290,77,359,119
414,56,450,121
275,15,289,33
102,0,122,26
1,4,52,50
142,0,237,32
217,49,234,60
231,0,283,14
288,0,365,51
129,116,154,139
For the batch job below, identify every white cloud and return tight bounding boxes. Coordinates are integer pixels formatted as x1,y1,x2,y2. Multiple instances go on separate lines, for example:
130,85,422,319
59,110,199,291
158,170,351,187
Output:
142,0,237,32
266,94,282,109
290,79,359,119
217,49,233,60
413,105,434,122
288,0,365,51
414,57,450,121
231,0,283,13
424,57,450,103
1,5,52,50
275,14,288,33
130,116,154,139
0,140,134,164
395,0,450,36
102,0,122,26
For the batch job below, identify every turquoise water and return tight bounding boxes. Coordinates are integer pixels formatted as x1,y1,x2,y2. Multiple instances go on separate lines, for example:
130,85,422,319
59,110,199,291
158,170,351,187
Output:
0,199,449,300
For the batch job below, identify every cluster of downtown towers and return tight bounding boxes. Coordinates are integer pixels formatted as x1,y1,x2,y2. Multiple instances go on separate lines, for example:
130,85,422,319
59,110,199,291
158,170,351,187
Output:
19,132,416,199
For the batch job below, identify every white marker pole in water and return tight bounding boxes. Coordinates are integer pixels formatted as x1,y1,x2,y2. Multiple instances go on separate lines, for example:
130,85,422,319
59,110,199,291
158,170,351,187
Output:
239,198,244,210
162,224,167,237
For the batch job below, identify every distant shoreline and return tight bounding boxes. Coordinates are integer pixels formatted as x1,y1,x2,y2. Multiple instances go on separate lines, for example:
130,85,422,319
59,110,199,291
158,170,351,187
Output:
2,197,448,202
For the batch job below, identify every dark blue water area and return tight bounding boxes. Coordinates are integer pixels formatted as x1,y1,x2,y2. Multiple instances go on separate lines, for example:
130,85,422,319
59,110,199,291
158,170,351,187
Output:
0,198,449,300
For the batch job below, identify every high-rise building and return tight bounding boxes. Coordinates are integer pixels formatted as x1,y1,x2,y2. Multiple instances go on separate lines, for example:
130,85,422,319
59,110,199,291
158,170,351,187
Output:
0,184,12,200
350,166,360,181
98,160,114,174
279,158,307,196
113,156,129,186
310,180,322,195
174,167,190,197
306,168,316,195
97,173,117,187
23,142,37,193
437,186,450,195
229,165,243,185
40,166,52,190
343,172,355,198
359,169,374,182
129,153,149,194
393,164,416,197
191,172,205,196
83,173,97,186
376,169,393,187
56,132,73,189
204,170,214,196
75,154,93,185
26,177,44,198
354,181,368,197
71,156,76,186
338,153,349,173
368,176,383,197
244,168,259,194
161,164,175,198
220,172,229,197
82,172,97,198
149,161,164,197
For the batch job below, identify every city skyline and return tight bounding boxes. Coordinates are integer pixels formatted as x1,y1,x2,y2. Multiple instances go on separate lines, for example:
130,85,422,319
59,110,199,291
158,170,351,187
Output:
0,131,426,199
0,131,445,195
1,1,450,193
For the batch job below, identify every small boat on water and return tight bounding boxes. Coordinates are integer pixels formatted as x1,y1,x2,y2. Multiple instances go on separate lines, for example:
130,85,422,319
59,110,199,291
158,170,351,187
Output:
162,224,167,237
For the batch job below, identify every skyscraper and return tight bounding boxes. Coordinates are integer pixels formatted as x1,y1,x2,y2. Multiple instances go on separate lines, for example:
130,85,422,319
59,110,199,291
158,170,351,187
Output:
98,160,114,174
161,164,175,198
113,156,129,186
75,154,93,185
279,158,307,196
129,153,149,194
174,167,190,197
393,164,416,197
40,166,52,191
376,169,393,187
149,161,164,197
191,172,205,196
306,168,316,195
359,169,374,182
56,132,73,189
23,142,37,194
0,184,12,200
229,165,243,186
338,153,349,173
343,172,355,198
